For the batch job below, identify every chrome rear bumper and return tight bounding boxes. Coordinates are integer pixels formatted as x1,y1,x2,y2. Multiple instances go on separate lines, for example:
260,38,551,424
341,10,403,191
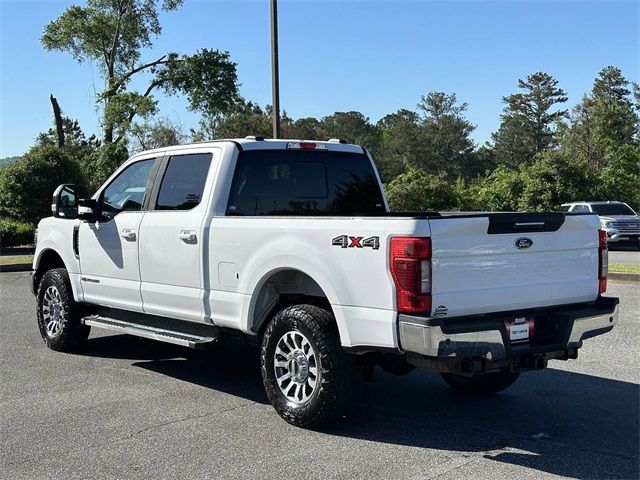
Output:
399,297,619,361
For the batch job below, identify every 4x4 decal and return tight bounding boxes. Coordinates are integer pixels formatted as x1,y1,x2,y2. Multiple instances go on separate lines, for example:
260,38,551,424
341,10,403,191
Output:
332,235,380,250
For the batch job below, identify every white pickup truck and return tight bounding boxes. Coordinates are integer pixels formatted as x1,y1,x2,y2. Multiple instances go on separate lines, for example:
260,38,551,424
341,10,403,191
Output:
31,138,619,427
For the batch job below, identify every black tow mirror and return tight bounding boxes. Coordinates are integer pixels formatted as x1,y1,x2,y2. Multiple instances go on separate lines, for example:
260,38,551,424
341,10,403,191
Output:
51,184,79,219
78,198,99,222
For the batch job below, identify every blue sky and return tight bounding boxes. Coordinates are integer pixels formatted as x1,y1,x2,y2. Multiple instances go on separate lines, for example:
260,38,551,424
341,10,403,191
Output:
0,0,638,157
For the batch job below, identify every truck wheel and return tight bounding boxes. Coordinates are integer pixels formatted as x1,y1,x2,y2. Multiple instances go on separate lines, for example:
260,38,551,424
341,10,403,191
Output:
260,304,354,428
440,371,520,396
36,268,89,352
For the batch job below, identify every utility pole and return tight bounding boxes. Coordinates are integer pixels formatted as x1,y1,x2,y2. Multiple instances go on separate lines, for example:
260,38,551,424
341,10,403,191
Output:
270,0,281,138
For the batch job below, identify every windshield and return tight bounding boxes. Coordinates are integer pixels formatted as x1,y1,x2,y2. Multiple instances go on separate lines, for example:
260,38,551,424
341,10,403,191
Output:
591,203,637,216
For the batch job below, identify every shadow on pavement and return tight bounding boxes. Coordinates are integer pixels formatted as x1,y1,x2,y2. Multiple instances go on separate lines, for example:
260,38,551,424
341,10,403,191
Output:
79,333,639,479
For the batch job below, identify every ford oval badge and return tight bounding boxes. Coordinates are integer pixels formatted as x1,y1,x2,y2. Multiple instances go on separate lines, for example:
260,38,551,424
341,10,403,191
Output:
515,238,533,249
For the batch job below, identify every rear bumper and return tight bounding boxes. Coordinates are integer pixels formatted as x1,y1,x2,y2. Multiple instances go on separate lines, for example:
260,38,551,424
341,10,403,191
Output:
604,227,640,242
399,296,619,362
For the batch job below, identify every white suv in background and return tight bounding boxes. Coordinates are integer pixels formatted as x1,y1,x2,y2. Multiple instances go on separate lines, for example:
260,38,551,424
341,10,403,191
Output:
561,201,640,248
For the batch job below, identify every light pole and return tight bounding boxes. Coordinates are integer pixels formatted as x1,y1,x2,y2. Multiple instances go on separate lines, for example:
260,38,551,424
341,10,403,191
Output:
270,0,281,139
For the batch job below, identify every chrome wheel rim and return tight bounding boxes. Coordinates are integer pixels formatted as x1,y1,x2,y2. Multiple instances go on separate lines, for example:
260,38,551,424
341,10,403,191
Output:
42,286,65,337
274,331,319,405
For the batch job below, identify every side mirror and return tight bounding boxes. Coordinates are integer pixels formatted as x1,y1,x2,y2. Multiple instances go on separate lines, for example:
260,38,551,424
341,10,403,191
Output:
78,198,99,222
51,184,79,219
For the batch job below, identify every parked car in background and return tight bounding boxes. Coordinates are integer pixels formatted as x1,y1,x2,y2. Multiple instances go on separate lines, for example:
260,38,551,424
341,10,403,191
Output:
560,201,640,249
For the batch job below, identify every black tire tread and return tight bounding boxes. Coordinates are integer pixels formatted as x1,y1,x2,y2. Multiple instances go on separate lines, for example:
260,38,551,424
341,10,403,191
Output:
36,268,90,352
260,304,353,428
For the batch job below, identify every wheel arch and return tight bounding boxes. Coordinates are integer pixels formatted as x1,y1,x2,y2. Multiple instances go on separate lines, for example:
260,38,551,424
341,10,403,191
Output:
32,248,81,301
247,267,350,345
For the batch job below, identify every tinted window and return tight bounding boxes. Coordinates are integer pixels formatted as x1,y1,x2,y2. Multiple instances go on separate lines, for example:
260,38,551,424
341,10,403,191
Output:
559,205,570,212
156,153,213,210
227,150,385,216
591,203,636,216
102,158,155,218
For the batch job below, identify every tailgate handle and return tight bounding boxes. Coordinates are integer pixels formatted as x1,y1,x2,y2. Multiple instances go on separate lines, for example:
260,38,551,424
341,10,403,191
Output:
514,222,545,229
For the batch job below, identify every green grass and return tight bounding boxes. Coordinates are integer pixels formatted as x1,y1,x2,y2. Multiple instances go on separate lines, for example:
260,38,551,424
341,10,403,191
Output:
609,263,640,274
0,255,33,266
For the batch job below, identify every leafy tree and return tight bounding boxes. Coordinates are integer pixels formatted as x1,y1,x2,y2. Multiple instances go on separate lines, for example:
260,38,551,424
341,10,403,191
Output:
518,151,591,211
415,92,475,178
0,144,84,224
376,109,422,182
285,117,321,140
83,142,130,193
385,167,457,211
492,72,568,166
130,117,186,152
318,111,380,148
473,166,524,211
589,66,637,146
597,144,640,209
42,0,239,143
561,67,638,172
199,101,272,140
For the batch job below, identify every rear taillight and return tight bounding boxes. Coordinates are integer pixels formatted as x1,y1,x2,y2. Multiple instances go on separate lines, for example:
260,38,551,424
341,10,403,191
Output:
598,229,608,294
390,237,432,315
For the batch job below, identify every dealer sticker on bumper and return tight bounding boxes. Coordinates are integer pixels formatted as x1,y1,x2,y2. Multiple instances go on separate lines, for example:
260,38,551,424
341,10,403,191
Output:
505,317,535,343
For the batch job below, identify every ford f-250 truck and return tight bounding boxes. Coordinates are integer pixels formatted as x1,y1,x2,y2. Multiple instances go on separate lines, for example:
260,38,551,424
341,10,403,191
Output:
31,138,619,428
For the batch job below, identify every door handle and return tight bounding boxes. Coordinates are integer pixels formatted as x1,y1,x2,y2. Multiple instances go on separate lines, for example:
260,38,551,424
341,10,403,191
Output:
120,229,136,241
178,230,197,243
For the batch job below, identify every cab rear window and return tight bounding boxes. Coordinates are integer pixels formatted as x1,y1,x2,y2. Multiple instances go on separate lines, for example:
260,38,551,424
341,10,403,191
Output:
227,150,385,216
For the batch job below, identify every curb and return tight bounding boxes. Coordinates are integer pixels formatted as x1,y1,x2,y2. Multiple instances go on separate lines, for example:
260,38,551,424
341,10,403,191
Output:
0,264,32,273
608,272,640,282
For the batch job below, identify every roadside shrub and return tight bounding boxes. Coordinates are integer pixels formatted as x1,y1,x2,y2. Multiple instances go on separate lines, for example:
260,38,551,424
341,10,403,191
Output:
385,167,457,211
0,144,83,225
0,218,35,247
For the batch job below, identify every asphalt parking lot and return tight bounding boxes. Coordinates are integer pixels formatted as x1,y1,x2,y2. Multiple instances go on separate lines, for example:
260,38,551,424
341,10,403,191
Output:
1,272,638,480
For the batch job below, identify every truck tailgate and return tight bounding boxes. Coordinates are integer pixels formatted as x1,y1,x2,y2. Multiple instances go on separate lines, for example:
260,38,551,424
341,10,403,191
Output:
428,213,600,318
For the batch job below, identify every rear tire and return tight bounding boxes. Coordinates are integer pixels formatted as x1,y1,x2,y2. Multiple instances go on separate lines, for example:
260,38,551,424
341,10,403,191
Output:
36,268,90,352
440,370,520,396
260,304,354,428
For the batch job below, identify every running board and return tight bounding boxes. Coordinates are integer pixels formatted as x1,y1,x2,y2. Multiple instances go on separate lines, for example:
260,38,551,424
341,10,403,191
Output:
82,316,218,349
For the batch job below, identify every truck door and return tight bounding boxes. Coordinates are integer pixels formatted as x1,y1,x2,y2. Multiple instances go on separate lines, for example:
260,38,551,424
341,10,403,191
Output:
139,151,217,322
78,157,158,312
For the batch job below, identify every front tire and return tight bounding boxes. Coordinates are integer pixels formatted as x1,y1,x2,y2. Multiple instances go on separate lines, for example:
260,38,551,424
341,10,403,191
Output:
36,268,90,352
440,370,520,396
260,304,354,428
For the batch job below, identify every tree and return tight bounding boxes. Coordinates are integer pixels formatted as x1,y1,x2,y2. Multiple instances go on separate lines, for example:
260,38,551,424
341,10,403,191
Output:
0,144,84,225
597,145,640,209
130,117,186,152
42,0,238,143
376,109,422,182
518,151,591,211
492,72,568,166
561,67,638,171
473,166,524,211
197,101,272,140
317,111,380,147
589,66,637,146
415,92,475,178
385,167,457,212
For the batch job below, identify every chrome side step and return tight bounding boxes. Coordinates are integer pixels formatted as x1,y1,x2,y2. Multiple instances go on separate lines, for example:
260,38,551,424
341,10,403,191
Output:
82,316,218,349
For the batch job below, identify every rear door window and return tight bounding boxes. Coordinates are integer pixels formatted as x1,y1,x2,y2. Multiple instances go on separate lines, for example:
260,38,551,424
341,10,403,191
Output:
156,153,213,210
226,150,385,216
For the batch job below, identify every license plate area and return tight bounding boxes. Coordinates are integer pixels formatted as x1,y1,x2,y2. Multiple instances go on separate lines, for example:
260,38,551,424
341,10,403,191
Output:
505,316,535,344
